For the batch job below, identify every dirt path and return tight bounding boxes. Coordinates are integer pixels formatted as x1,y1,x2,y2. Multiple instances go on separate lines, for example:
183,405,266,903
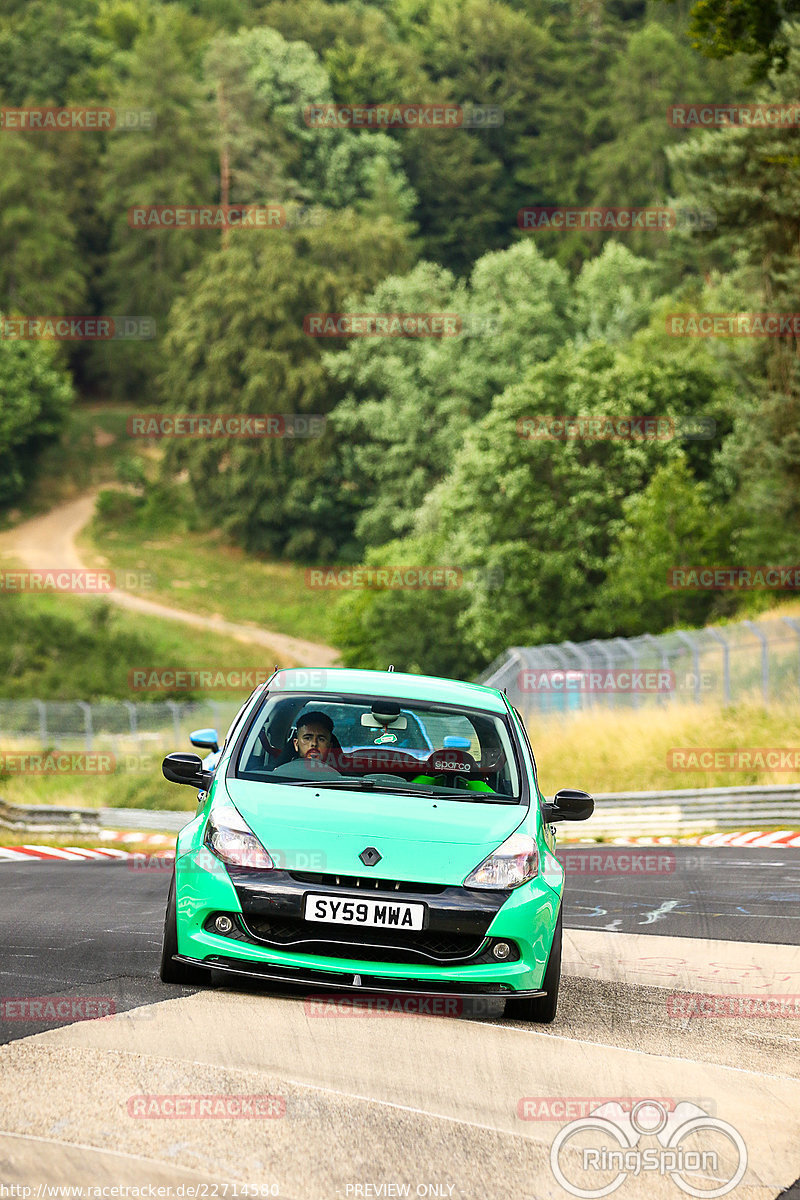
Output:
0,494,340,668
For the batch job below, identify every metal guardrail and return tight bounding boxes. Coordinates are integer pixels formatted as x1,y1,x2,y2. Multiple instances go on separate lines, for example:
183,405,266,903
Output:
1,787,797,840
0,798,101,834
479,616,800,719
100,807,191,832
568,784,800,837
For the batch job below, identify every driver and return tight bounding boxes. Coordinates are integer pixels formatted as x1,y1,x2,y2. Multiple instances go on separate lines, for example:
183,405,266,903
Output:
293,711,334,762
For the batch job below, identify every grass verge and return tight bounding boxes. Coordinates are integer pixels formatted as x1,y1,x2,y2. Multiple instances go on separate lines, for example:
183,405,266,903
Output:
533,700,800,795
80,488,337,646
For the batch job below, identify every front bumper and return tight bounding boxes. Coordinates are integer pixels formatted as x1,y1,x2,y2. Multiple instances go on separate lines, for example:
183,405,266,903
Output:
174,848,560,993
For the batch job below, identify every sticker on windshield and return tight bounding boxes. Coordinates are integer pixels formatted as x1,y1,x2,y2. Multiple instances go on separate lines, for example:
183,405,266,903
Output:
374,733,398,744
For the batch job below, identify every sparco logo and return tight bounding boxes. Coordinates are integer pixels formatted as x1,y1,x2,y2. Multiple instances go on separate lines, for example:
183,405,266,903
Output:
433,760,469,772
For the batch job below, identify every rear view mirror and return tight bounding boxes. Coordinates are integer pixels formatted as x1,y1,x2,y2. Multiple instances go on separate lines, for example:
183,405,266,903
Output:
190,728,220,752
541,788,594,823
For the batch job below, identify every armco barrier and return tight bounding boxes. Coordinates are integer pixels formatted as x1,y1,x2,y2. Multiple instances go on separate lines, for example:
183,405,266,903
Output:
0,798,101,834
1,787,798,841
568,784,800,838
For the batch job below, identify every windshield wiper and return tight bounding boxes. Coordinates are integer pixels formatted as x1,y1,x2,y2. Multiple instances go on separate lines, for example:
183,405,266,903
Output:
284,778,376,789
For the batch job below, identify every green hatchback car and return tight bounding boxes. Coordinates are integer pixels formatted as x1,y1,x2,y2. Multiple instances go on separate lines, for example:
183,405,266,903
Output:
159,668,593,1022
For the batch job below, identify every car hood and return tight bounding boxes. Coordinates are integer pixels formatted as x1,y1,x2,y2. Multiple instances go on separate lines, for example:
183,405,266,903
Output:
220,778,527,884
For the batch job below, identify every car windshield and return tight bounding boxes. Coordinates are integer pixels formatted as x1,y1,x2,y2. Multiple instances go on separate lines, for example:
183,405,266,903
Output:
234,692,521,802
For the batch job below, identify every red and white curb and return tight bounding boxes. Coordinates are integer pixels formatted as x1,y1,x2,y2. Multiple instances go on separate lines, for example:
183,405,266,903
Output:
0,845,176,862
564,829,800,848
99,831,175,845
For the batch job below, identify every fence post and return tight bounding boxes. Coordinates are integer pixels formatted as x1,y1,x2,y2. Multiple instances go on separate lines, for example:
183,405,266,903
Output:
613,636,640,710
743,620,769,704
675,631,701,703
782,618,800,701
587,639,615,710
640,633,671,706
165,701,182,745
76,700,93,751
705,628,730,706
563,640,594,712
34,700,47,743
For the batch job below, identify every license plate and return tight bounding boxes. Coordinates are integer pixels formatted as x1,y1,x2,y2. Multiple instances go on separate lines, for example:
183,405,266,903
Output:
304,893,425,930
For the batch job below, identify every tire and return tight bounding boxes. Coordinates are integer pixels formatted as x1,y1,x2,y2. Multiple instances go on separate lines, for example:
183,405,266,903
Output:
159,872,211,986
504,905,562,1024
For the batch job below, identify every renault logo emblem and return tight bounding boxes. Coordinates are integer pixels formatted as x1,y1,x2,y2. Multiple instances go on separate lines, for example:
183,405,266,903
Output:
360,847,381,867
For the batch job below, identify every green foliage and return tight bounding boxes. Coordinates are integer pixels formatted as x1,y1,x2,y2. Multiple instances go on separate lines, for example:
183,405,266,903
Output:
328,242,573,549
0,341,73,506
678,0,799,76
159,212,413,559
591,455,734,634
334,334,733,675
0,134,88,315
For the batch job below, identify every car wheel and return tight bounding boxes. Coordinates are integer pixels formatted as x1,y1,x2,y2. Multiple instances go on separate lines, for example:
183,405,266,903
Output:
159,871,211,986
503,905,562,1024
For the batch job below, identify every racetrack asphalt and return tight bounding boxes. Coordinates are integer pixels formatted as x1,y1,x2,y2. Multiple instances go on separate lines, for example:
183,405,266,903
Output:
1,849,799,1198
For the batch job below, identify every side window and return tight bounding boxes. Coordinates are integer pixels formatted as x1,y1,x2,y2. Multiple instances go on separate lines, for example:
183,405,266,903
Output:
222,685,265,754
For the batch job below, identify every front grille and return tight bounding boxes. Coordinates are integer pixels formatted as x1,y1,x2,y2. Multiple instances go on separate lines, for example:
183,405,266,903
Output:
241,914,486,964
289,871,445,895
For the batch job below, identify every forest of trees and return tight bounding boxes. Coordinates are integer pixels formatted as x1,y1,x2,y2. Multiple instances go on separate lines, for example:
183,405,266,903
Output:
2,0,798,674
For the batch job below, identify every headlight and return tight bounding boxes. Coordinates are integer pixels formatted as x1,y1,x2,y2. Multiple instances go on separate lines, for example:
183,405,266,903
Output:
464,832,538,890
204,802,274,869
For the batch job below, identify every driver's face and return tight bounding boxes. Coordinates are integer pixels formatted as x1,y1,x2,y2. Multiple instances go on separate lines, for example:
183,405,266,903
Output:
293,723,332,760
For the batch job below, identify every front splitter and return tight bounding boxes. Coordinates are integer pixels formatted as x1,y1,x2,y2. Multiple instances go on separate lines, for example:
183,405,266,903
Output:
175,954,545,998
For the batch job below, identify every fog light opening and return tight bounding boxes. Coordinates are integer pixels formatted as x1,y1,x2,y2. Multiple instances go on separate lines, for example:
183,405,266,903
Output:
215,915,233,934
493,941,512,960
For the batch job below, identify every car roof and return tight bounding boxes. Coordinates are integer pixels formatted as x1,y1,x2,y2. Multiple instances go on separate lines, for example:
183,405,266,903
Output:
268,668,508,714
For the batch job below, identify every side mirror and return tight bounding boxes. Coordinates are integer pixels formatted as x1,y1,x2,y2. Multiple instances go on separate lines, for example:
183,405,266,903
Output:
541,788,594,823
190,728,220,753
162,752,214,790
